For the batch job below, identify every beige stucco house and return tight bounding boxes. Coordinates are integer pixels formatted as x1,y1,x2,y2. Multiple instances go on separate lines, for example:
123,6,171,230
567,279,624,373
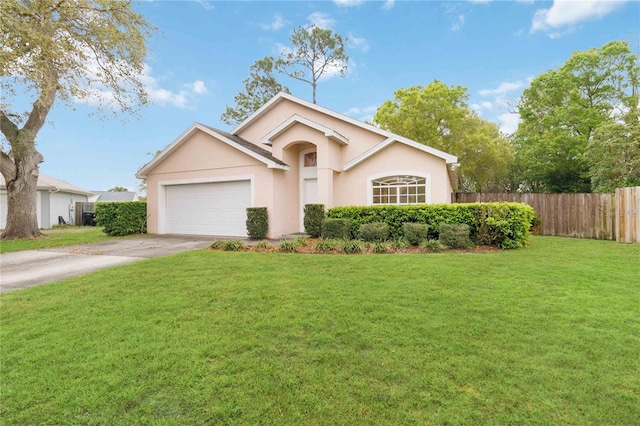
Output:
137,92,458,238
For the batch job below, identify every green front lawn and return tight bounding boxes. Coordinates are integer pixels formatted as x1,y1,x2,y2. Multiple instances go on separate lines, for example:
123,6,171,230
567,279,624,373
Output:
1,237,638,424
0,227,123,253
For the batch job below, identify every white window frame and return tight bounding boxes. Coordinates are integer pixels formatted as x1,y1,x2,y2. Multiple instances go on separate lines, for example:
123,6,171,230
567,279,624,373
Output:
367,171,431,206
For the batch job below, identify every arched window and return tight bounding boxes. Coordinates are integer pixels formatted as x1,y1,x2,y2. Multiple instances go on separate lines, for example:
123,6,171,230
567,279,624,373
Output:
371,175,427,205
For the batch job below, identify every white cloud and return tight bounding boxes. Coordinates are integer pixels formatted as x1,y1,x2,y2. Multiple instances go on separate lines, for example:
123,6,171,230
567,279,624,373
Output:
333,0,365,6
451,14,465,31
192,80,208,95
531,0,627,36
479,81,525,97
382,0,395,10
343,104,378,122
347,33,370,52
469,0,492,3
307,12,336,29
497,111,521,134
472,101,494,111
261,13,290,31
195,0,214,11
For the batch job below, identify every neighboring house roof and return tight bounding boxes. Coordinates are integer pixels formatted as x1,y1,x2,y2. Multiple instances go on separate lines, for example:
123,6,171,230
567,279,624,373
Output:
89,191,139,202
233,92,458,164
136,122,290,178
0,173,92,196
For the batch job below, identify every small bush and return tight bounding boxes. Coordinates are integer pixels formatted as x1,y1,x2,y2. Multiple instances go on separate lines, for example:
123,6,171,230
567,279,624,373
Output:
304,204,325,238
370,241,390,254
358,221,390,242
279,240,299,253
95,202,147,236
255,241,270,251
391,238,409,250
421,239,444,253
222,240,245,251
402,222,429,245
209,241,224,250
292,236,308,248
314,239,338,253
322,219,352,240
246,207,268,239
439,223,472,249
340,239,363,254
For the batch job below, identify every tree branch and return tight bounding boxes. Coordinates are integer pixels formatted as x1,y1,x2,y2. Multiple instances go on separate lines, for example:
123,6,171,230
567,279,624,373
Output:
0,110,19,143
0,149,17,181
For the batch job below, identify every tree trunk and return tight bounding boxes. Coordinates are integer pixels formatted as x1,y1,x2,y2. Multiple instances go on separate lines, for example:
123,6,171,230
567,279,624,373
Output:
1,150,44,240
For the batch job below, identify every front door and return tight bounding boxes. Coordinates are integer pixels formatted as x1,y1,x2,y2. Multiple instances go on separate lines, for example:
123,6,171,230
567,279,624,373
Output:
300,148,317,232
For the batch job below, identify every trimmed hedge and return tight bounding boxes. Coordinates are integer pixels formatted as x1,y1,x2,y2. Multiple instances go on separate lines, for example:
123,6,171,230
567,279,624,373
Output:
246,207,269,239
439,223,472,249
327,203,535,249
304,204,325,238
402,222,429,246
357,221,389,242
95,202,148,236
321,218,351,240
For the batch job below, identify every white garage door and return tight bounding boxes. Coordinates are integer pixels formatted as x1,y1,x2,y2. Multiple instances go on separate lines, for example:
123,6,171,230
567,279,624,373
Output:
164,180,251,236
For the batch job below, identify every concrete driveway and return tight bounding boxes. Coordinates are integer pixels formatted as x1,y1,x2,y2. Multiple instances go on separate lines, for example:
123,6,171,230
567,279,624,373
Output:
0,234,215,294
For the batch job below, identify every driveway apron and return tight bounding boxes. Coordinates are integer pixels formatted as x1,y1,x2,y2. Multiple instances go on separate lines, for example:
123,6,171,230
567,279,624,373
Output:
0,235,214,294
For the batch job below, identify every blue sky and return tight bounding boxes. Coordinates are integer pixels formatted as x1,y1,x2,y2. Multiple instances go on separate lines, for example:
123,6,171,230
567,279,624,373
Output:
6,0,639,193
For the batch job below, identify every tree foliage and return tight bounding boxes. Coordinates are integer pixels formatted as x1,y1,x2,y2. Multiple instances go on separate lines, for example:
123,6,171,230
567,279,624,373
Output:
108,186,129,192
0,0,153,239
277,25,348,104
220,57,290,126
222,25,348,125
373,81,514,192
513,41,639,193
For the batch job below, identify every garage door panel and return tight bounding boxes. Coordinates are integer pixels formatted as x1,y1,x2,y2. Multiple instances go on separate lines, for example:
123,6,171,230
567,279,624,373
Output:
164,180,251,236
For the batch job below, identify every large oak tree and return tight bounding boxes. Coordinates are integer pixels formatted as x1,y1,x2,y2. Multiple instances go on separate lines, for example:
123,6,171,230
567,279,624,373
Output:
1,0,154,239
374,81,514,192
513,41,639,193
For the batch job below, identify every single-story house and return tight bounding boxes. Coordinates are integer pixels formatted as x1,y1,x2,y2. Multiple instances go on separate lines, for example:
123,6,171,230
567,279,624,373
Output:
0,173,91,229
89,191,139,202
137,92,459,238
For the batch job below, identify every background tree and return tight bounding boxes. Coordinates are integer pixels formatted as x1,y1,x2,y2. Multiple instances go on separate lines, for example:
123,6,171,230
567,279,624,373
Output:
108,186,129,192
277,25,348,104
586,107,640,192
374,81,514,192
220,57,290,126
513,41,639,193
1,0,154,240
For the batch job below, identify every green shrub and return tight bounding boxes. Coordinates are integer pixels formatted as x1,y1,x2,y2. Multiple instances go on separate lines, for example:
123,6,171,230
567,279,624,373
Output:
95,202,147,236
222,240,245,251
314,239,338,253
340,239,363,254
439,223,472,249
327,203,535,249
322,219,352,240
402,222,429,245
255,241,270,251
278,240,299,253
304,204,325,237
421,239,444,253
370,241,390,254
357,221,389,242
390,238,409,250
292,236,308,248
209,241,224,250
246,207,268,239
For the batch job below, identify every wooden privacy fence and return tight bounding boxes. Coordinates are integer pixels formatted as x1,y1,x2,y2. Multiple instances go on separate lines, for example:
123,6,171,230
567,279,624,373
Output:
75,202,96,225
454,187,640,243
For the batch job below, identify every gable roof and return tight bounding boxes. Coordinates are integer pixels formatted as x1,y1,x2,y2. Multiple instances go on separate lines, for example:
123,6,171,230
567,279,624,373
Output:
0,173,91,196
136,122,290,178
233,92,458,164
261,114,349,146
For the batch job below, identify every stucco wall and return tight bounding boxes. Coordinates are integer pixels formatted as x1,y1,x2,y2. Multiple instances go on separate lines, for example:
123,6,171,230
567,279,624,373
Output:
334,142,452,206
145,129,275,235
